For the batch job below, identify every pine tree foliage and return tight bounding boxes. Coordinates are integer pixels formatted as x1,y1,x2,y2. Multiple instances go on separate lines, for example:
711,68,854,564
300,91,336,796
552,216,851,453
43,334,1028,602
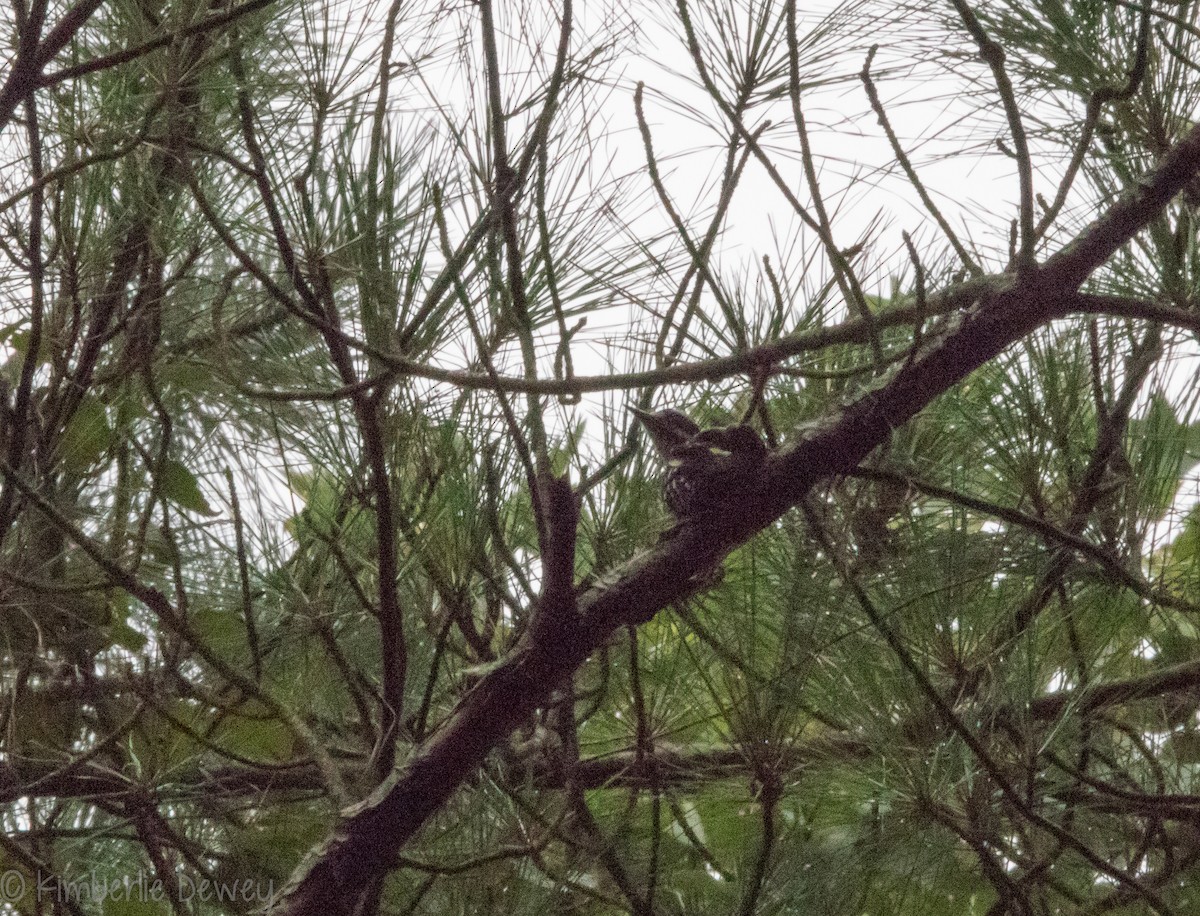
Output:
3,1,1200,914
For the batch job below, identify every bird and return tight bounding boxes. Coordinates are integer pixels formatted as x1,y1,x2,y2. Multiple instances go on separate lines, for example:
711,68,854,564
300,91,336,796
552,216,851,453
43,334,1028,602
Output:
632,407,767,518
630,407,701,456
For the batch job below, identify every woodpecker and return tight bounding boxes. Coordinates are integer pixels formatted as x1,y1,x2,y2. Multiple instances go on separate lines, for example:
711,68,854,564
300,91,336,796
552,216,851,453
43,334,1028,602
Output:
632,407,767,518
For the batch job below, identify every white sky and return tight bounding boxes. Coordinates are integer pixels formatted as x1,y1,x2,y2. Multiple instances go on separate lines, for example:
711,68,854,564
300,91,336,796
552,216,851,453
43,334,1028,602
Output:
1,0,1197,544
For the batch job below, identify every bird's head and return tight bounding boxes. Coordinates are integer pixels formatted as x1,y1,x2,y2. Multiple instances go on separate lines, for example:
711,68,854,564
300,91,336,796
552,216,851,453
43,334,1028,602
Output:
631,407,702,457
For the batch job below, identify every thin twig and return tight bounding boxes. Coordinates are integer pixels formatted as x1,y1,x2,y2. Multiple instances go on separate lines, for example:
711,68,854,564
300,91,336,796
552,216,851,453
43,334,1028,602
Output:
786,1,881,367
862,46,981,276
1033,2,1151,240
948,0,1036,273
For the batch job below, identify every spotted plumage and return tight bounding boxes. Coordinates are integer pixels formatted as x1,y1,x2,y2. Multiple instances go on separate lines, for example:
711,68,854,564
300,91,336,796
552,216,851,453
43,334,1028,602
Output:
632,407,767,518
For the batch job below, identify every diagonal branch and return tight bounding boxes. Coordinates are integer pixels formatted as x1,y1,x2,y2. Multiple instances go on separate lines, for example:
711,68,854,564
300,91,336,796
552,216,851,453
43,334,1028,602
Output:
261,118,1200,916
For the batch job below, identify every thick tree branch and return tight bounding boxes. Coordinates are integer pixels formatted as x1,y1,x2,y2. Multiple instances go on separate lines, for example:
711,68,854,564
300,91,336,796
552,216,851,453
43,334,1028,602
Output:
274,120,1200,916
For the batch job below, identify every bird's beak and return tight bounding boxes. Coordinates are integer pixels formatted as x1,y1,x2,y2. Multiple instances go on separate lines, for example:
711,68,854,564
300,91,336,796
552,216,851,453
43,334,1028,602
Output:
630,406,665,433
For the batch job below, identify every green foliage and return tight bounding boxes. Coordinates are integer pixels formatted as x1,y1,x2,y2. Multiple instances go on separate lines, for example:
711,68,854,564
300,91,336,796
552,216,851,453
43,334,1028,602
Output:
5,0,1200,914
